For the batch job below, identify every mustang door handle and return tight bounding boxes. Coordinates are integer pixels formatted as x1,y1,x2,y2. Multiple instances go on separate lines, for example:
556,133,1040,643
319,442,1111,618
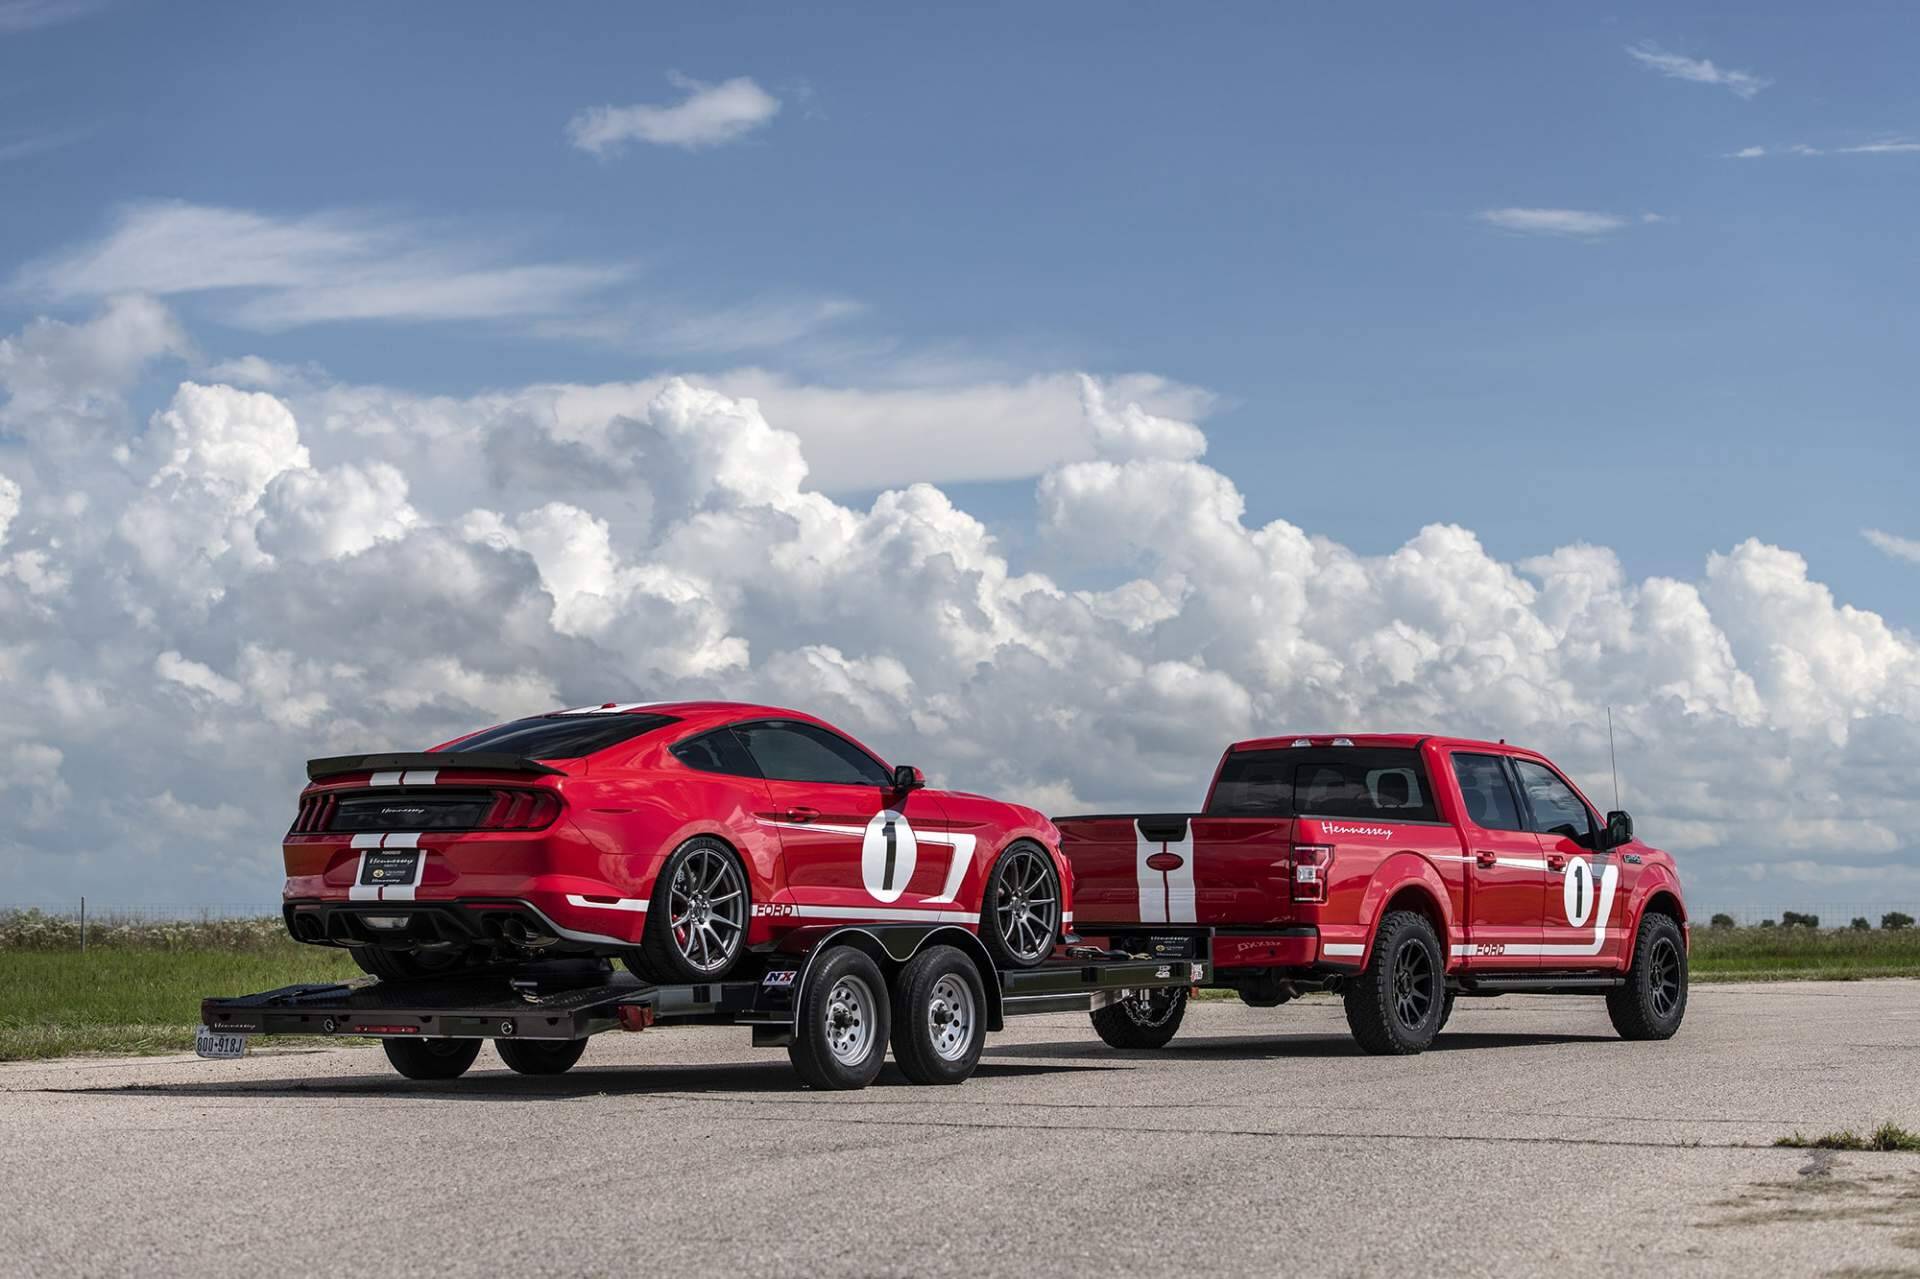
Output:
1475,850,1498,868
782,807,819,823
1545,853,1566,870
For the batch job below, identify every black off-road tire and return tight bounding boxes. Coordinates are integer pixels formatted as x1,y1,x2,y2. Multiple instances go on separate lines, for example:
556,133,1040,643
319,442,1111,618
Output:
787,947,891,1091
1436,991,1457,1033
889,946,988,1085
351,945,485,982
1343,911,1445,1055
382,1037,482,1080
627,837,749,984
495,1037,588,1076
1607,912,1688,1041
1090,985,1189,1050
981,842,1061,971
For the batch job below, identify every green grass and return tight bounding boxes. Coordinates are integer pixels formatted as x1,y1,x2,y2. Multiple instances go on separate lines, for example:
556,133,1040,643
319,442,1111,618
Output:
0,940,360,1061
1690,926,1920,982
1775,1123,1920,1153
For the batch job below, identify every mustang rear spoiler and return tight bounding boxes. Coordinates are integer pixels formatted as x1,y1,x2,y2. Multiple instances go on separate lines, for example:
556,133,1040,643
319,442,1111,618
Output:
305,752,569,782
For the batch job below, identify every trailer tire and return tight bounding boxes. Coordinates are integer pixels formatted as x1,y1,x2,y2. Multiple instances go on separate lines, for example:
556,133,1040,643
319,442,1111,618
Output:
1607,911,1687,1041
495,1037,587,1076
787,946,891,1090
1343,910,1444,1055
889,945,987,1085
382,1037,482,1080
981,841,1061,971
628,837,749,984
1089,986,1188,1050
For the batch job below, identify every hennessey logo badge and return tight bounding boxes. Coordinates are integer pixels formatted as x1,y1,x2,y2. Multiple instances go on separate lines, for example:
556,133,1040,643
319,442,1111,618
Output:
1323,823,1392,838
379,807,427,817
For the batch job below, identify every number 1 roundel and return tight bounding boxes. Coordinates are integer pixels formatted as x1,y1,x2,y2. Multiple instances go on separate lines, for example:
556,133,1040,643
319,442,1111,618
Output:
1562,856,1594,927
862,809,918,903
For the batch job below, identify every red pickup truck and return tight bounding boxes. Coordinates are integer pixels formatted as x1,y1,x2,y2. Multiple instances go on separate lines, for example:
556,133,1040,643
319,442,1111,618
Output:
1057,734,1688,1054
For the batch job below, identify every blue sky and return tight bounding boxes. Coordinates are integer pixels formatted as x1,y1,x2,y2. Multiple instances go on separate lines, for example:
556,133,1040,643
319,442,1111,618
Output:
4,1,1916,617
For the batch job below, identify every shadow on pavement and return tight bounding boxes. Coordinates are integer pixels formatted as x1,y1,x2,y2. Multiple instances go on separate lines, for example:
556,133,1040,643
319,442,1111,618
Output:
48,1057,1128,1101
987,1030,1620,1061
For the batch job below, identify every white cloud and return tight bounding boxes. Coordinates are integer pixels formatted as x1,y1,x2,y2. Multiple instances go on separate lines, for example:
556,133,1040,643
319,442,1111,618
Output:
568,73,781,154
0,471,18,548
1864,529,1920,565
0,0,104,34
1838,139,1920,155
1476,208,1634,237
2,304,1918,914
16,201,629,331
1627,43,1771,99
1730,146,1767,159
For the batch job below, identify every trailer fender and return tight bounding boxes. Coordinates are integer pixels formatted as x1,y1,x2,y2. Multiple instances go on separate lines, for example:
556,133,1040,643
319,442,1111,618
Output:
790,924,1006,1031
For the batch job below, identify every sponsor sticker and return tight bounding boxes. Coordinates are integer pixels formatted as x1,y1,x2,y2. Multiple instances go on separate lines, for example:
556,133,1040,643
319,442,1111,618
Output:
762,969,798,988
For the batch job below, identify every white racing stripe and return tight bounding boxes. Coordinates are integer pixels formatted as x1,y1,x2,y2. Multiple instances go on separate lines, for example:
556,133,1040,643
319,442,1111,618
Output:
369,770,403,787
1134,826,1197,924
756,817,982,905
556,702,662,716
400,770,438,785
787,903,979,925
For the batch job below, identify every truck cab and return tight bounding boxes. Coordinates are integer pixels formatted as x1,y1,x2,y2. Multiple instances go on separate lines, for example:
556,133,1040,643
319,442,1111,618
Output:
1056,734,1689,1055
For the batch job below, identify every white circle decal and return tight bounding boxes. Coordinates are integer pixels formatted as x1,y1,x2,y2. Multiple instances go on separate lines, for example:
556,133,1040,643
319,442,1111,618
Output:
861,809,918,903
1562,856,1594,927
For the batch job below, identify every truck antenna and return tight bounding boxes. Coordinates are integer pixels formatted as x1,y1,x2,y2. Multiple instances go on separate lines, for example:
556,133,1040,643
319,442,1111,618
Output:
1606,705,1621,810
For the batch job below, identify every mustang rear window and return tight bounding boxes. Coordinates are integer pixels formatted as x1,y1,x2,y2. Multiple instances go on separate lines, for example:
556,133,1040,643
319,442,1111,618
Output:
437,712,678,761
1207,747,1439,821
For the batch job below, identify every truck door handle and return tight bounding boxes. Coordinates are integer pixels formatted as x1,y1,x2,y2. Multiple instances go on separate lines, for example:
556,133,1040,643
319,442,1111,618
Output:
782,807,819,824
1475,851,1497,868
1545,853,1566,871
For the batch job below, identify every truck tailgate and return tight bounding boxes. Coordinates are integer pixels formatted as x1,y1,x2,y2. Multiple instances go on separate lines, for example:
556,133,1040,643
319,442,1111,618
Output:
1059,813,1295,926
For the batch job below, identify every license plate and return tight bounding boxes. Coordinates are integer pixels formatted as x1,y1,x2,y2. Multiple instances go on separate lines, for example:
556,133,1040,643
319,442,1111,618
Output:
196,1026,248,1060
360,849,421,887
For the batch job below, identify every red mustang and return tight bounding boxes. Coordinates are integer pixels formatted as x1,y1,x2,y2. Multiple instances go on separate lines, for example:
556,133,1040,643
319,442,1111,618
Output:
282,702,1068,983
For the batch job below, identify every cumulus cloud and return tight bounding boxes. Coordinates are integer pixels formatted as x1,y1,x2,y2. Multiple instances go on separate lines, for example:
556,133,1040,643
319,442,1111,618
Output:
1,304,1917,913
567,73,781,154
1627,43,1770,99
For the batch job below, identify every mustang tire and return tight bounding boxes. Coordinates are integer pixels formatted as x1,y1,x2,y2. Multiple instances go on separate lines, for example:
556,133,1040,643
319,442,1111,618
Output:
981,842,1061,971
788,946,891,1091
1089,985,1189,1050
628,837,749,984
1343,910,1445,1056
1607,912,1688,1041
495,1037,588,1076
890,945,988,1085
382,1037,482,1080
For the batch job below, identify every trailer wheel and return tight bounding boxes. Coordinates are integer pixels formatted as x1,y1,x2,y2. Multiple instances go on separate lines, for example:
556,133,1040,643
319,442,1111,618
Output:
1089,986,1188,1050
495,1037,588,1076
889,945,987,1085
629,837,749,984
1607,912,1688,1041
981,841,1061,970
1343,910,1444,1055
787,947,891,1090
382,1037,482,1080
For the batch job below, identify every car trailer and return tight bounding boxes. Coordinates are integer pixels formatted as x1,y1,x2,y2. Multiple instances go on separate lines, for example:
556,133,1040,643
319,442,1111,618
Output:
199,924,1206,1090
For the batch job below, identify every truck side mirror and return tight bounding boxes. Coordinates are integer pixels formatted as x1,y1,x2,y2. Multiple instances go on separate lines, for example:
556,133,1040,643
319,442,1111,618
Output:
891,764,926,793
1603,810,1633,849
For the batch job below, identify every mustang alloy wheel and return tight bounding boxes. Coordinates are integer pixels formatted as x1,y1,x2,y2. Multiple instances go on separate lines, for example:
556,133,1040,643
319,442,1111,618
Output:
983,842,1061,970
631,838,750,983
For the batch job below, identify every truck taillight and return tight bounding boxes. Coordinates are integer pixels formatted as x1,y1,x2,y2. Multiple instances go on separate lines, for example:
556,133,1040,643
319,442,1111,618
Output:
480,790,561,831
1291,843,1332,903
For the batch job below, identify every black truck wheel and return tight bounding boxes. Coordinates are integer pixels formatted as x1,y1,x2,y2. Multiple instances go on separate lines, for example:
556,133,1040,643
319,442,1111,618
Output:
1607,912,1688,1040
628,837,749,983
889,945,988,1085
495,1037,588,1076
1436,991,1457,1034
981,842,1061,970
382,1037,482,1080
787,946,891,1090
1089,986,1189,1050
1343,911,1445,1055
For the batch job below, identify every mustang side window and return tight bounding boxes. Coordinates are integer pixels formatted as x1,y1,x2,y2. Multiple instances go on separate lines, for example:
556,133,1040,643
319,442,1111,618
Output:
735,722,893,787
669,728,763,778
1449,753,1527,831
1512,759,1596,848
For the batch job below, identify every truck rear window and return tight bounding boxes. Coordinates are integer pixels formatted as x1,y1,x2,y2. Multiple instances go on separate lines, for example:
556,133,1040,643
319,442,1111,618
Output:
1207,747,1439,821
436,712,678,760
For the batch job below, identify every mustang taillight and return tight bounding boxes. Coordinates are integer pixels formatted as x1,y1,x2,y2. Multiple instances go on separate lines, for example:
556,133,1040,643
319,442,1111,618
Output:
1291,843,1333,903
289,793,337,835
480,790,561,831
